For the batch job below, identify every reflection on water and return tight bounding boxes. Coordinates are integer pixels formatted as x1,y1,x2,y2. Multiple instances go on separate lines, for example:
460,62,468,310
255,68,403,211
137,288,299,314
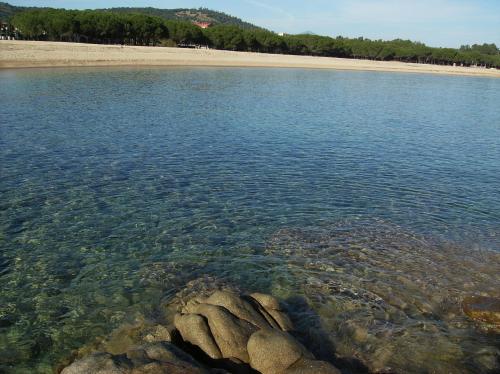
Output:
0,67,499,373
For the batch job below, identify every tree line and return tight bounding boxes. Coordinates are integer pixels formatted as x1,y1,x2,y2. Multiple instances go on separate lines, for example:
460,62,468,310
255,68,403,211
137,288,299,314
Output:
9,9,500,69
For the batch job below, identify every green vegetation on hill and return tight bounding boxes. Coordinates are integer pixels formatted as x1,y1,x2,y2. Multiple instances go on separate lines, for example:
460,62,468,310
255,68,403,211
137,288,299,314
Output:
0,1,31,20
4,4,500,69
0,1,16,19
99,7,259,29
0,2,258,28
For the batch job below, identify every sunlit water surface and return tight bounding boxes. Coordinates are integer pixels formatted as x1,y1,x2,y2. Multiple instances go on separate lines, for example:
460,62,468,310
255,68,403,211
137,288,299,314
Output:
1,67,499,373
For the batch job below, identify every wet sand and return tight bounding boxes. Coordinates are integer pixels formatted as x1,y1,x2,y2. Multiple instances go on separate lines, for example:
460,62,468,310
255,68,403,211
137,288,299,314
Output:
1,40,500,78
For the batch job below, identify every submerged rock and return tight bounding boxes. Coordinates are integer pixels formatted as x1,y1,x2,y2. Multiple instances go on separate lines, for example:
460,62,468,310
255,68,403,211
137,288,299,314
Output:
61,343,207,374
142,324,175,344
462,296,500,325
264,224,500,373
61,352,125,374
285,359,342,374
127,342,207,373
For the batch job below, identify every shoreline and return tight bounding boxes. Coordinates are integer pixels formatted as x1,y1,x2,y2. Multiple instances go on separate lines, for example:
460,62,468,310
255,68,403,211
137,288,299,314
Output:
1,40,500,78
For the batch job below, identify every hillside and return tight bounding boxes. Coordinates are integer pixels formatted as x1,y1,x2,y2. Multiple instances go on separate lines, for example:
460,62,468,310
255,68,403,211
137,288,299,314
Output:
100,7,259,29
1,2,28,20
0,2,259,29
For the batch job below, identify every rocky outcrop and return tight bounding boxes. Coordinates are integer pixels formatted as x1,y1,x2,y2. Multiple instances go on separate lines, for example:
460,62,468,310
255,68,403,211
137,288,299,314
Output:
61,291,340,374
173,290,339,373
247,329,340,374
185,302,258,362
206,291,271,330
174,313,222,359
247,329,311,373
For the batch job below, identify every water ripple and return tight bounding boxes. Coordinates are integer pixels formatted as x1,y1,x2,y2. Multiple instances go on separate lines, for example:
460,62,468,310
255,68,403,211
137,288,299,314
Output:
0,67,499,373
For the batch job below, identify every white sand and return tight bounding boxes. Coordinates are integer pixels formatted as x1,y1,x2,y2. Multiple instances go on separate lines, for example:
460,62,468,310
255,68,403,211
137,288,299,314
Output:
1,40,499,78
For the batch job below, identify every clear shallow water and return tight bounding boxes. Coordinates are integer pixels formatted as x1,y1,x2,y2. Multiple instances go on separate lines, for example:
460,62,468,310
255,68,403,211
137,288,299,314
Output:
0,67,499,373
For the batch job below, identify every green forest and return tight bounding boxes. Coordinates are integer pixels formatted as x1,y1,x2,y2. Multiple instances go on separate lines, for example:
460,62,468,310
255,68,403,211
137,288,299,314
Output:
6,7,500,69
0,1,259,28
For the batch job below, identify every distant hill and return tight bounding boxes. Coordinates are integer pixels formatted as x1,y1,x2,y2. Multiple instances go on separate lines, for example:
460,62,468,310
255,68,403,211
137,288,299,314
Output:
0,2,259,29
100,7,259,29
1,2,30,20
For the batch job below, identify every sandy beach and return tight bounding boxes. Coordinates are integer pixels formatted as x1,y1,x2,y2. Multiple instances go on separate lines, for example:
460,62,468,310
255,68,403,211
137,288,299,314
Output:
1,40,500,78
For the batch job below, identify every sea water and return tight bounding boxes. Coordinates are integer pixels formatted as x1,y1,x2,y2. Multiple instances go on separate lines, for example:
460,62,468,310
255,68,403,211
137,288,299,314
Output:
1,67,499,373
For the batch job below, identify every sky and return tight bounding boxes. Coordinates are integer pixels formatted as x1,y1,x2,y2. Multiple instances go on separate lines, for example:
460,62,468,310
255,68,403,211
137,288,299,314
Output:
8,0,500,48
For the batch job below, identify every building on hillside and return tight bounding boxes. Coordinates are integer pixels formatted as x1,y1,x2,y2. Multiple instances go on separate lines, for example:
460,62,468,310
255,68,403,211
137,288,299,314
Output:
192,21,212,29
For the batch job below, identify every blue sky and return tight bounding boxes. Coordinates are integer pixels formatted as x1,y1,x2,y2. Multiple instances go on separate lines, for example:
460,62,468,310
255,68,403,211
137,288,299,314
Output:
9,0,500,48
